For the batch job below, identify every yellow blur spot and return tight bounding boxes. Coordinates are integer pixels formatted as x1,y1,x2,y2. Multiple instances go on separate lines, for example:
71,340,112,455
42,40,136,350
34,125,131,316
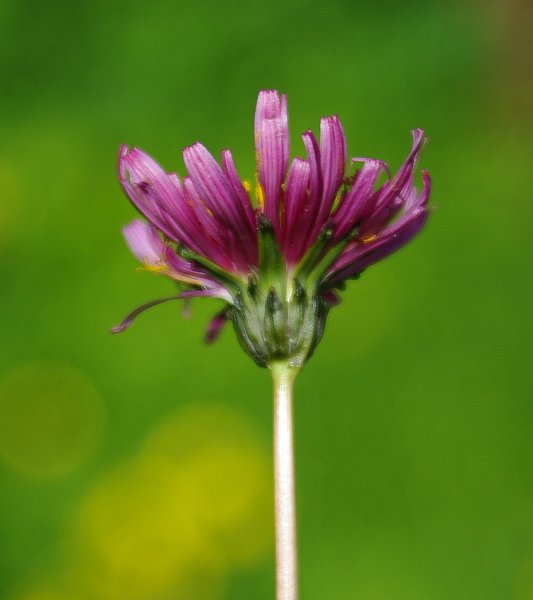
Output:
242,180,251,194
515,551,533,599
0,362,105,478
64,404,272,600
10,590,81,600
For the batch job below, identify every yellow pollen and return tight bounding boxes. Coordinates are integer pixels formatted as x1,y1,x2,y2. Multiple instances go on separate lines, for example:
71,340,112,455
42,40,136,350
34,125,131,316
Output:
243,180,251,194
362,234,377,244
255,175,264,208
137,261,166,274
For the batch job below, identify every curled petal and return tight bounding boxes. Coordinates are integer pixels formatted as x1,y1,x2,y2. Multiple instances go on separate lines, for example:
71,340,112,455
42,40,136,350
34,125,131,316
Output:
204,307,231,344
360,129,426,235
112,287,233,335
111,295,182,334
119,147,215,262
119,146,183,243
302,130,322,211
326,171,431,284
333,158,389,241
254,90,290,226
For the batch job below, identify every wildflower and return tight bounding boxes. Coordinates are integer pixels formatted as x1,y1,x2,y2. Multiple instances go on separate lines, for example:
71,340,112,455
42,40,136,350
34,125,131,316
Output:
114,91,432,600
114,90,430,369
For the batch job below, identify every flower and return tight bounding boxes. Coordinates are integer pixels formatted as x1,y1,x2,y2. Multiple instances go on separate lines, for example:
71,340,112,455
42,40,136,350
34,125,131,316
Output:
114,90,431,368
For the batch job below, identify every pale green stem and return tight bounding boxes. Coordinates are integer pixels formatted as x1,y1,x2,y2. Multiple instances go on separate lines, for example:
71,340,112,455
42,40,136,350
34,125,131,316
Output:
271,362,299,600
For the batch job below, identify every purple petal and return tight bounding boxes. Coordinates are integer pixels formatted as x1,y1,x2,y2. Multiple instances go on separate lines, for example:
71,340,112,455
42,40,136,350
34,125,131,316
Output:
304,116,346,245
288,130,323,261
122,219,234,297
183,143,245,227
254,90,290,226
123,219,186,276
302,130,323,211
111,295,182,334
359,129,426,235
221,149,257,233
322,290,342,306
181,175,234,270
179,288,233,301
119,146,185,243
333,158,389,241
320,116,346,204
330,211,428,284
376,170,431,239
282,157,311,264
204,307,230,344
326,171,431,284
183,143,257,271
123,219,166,266
119,146,218,262
112,287,234,335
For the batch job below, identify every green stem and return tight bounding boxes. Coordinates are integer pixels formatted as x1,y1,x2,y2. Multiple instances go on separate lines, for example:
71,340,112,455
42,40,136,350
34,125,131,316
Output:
271,362,299,600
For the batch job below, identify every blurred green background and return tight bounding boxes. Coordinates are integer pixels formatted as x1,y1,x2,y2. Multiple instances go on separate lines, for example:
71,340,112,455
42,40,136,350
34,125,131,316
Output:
1,0,532,598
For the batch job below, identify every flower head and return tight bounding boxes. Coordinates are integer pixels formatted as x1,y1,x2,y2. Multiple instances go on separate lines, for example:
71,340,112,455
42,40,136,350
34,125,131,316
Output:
114,90,431,368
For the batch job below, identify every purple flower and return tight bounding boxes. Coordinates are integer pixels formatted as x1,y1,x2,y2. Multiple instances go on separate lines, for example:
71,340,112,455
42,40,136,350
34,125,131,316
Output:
114,90,431,367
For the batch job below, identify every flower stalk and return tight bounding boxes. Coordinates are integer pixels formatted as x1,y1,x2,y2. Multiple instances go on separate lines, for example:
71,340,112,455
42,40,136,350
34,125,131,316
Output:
272,362,299,600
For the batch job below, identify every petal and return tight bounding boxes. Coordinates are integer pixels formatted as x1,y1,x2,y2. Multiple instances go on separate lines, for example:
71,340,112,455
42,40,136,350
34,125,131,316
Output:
122,219,233,293
119,146,217,260
326,171,431,284
296,117,347,259
123,219,189,277
111,295,182,334
178,288,233,302
337,210,428,281
322,289,342,307
221,149,257,232
320,116,346,202
287,131,324,261
302,130,323,211
204,307,230,344
123,219,165,266
360,129,426,235
332,158,389,241
119,146,183,243
182,176,231,258
183,143,257,271
254,90,290,226
282,157,311,264
311,115,346,237
183,142,245,228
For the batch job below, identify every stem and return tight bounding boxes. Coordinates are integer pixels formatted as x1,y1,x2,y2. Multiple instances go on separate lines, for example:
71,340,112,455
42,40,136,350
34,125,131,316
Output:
271,362,299,600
